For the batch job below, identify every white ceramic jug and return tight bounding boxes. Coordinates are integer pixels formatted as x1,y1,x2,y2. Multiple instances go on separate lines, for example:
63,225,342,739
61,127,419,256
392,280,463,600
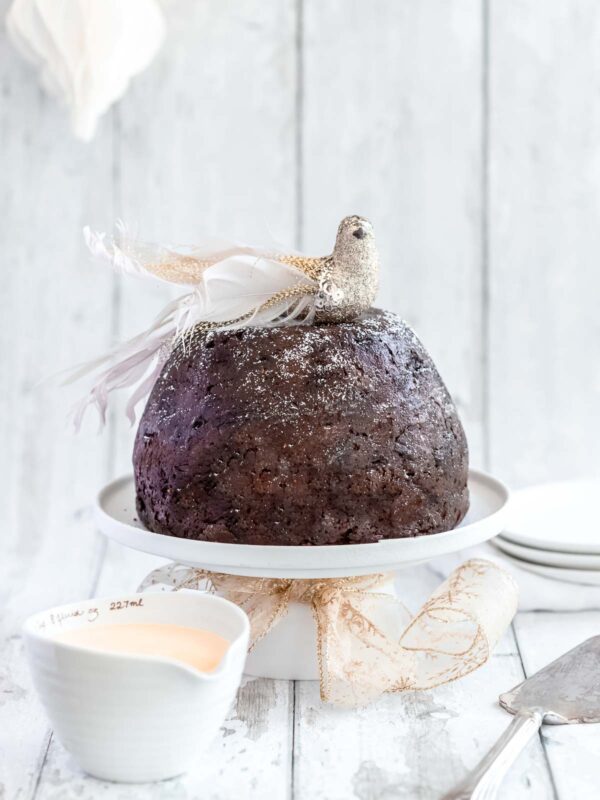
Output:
23,592,249,782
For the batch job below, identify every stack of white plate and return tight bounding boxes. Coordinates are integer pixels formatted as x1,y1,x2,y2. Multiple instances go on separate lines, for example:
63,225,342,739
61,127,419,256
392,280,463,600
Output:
494,479,600,586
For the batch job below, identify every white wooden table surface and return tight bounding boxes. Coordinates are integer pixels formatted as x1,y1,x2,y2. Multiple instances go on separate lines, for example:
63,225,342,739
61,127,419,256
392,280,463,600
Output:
2,527,599,800
2,0,600,797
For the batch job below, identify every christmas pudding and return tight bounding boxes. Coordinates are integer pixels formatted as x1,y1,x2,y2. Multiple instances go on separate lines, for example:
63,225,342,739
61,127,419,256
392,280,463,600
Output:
74,215,469,545
133,310,468,545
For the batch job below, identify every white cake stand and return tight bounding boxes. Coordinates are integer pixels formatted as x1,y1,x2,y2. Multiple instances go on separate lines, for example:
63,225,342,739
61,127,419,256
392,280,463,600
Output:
94,469,509,679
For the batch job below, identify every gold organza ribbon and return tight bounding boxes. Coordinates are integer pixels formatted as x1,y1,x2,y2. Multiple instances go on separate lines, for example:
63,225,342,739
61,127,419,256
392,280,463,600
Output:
138,558,518,708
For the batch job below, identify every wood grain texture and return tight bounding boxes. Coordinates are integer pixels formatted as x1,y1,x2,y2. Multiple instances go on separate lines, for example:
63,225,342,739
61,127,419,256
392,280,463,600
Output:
110,0,299,475
488,0,600,486
514,611,600,800
29,4,299,798
303,0,486,464
36,673,293,800
1,0,599,798
290,564,555,800
293,639,553,800
0,1,115,795
34,541,295,799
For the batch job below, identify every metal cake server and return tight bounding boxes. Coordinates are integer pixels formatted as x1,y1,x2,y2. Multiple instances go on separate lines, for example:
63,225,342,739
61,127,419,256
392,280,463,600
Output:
444,636,600,799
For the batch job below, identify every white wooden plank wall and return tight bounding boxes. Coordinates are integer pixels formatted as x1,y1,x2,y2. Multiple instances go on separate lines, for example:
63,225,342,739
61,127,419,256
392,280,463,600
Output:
489,0,600,486
1,1,600,798
303,0,486,464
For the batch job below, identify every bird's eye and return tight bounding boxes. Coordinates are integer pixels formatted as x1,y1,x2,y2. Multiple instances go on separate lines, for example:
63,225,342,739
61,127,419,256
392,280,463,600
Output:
352,227,365,239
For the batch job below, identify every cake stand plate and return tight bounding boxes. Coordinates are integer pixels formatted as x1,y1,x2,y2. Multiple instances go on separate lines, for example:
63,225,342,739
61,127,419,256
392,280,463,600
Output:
94,469,509,579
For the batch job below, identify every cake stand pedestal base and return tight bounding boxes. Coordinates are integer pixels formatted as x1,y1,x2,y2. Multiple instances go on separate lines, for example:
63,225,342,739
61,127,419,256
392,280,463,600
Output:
242,578,397,681
244,599,320,681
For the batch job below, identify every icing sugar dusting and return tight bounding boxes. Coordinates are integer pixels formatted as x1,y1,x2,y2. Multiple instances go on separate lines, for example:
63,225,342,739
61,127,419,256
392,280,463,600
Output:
159,309,451,430
134,308,470,545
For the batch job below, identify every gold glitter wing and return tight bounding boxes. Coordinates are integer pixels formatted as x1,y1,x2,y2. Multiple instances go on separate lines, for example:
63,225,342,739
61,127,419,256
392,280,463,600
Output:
84,225,327,286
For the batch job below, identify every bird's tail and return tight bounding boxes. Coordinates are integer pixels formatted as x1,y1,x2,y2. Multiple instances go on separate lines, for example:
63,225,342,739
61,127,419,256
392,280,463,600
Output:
68,225,320,429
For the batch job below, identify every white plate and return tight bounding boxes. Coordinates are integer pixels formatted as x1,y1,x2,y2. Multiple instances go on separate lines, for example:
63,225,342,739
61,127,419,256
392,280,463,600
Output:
492,547,600,587
494,535,600,570
503,479,600,554
94,469,509,578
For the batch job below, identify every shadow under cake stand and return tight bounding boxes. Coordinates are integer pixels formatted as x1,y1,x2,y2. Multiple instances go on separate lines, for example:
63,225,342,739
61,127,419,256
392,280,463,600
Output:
95,469,510,680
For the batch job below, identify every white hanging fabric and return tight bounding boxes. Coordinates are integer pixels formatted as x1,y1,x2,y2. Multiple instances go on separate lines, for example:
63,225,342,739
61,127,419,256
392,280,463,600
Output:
6,0,166,140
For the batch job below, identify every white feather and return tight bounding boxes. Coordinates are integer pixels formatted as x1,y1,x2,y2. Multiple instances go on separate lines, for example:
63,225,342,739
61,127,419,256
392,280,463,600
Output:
83,223,157,281
69,226,319,428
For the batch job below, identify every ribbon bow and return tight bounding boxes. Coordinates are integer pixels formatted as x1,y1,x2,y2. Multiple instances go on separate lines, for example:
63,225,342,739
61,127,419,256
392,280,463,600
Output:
70,215,378,427
139,559,517,708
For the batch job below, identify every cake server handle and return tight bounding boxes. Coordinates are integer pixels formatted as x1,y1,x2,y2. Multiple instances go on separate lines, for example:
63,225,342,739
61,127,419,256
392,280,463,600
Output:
442,710,543,800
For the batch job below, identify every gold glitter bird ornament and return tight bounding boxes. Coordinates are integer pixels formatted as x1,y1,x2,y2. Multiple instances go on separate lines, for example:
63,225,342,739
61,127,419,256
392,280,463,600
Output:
71,215,379,427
